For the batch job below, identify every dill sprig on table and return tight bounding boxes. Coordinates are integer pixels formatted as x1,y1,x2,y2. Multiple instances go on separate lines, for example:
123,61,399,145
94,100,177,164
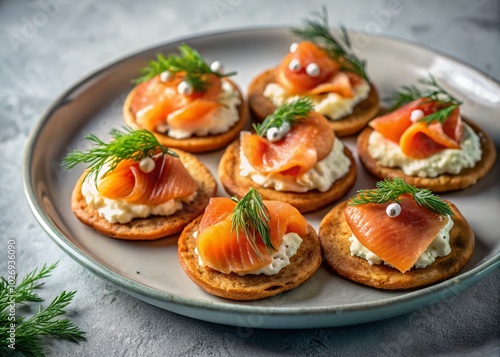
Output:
253,97,313,137
62,126,177,184
391,75,463,124
292,7,368,79
133,43,236,91
0,262,86,356
230,188,274,259
349,178,453,216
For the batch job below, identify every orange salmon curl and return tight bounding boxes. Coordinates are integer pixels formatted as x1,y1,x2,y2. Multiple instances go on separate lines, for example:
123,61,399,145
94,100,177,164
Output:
241,111,334,177
130,72,223,133
97,153,197,206
275,41,360,97
345,194,448,273
370,99,463,159
195,197,307,274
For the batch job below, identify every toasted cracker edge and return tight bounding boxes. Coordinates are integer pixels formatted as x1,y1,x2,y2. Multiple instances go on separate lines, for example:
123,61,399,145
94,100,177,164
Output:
218,138,358,213
247,68,380,137
123,79,249,153
318,200,475,289
356,119,497,192
71,149,217,240
178,218,322,300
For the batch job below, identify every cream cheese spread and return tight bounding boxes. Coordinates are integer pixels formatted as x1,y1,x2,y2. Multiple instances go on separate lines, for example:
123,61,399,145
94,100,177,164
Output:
81,175,196,224
239,135,350,193
367,123,482,178
237,232,303,276
348,215,454,269
159,80,241,139
263,78,370,120
194,232,303,276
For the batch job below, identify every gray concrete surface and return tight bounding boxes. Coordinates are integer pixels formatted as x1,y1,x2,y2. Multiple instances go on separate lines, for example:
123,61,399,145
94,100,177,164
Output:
1,0,499,356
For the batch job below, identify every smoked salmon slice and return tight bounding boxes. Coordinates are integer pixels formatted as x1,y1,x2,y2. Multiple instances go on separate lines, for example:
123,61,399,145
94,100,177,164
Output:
345,194,448,273
97,154,197,205
369,99,463,159
130,72,223,133
275,41,360,98
241,111,334,177
369,99,436,143
276,41,339,94
309,71,354,98
399,118,461,159
167,100,220,131
196,197,307,274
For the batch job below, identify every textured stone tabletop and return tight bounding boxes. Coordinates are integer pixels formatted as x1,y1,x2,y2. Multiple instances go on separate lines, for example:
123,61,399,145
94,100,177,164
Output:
1,0,499,356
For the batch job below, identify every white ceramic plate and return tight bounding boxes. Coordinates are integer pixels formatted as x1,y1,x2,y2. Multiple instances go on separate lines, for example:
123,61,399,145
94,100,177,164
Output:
23,28,500,329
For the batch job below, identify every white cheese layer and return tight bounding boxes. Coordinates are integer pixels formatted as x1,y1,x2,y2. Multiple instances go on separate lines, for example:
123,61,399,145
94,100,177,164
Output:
348,215,454,269
194,232,303,276
239,135,350,193
367,123,482,177
159,81,241,139
81,176,196,224
238,233,303,276
263,79,370,120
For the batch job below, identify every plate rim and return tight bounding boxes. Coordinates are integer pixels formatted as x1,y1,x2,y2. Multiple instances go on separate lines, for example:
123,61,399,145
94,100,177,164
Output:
22,26,500,328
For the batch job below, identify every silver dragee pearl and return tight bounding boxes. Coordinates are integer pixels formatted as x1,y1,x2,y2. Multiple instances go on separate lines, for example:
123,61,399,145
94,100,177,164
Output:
160,71,173,83
410,109,425,122
266,127,282,142
210,61,223,73
386,203,402,218
306,63,320,77
279,121,291,136
288,59,301,72
177,81,193,95
139,157,155,173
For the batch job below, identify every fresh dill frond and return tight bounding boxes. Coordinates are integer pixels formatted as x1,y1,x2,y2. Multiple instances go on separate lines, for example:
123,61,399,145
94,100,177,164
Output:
253,97,313,137
133,43,236,91
230,188,274,259
292,6,367,79
349,178,453,216
391,75,462,124
0,263,56,305
390,84,425,111
0,262,86,356
417,104,459,125
62,126,178,184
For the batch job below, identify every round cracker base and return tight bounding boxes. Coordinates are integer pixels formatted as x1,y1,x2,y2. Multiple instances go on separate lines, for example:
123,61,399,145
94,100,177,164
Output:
178,218,322,300
123,79,249,153
356,119,497,192
71,150,217,240
318,201,475,290
247,68,380,137
218,139,358,213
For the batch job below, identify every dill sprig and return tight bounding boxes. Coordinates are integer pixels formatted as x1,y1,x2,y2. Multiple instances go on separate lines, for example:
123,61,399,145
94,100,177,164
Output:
417,104,459,125
253,97,313,137
0,262,86,356
133,43,236,91
230,188,274,259
62,126,178,184
391,75,462,124
292,6,367,79
349,178,453,216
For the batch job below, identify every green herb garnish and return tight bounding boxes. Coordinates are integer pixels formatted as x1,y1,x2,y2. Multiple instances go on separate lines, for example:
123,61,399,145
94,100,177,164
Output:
63,126,177,184
292,6,367,79
0,262,86,356
349,178,453,216
134,43,236,91
391,75,462,124
253,97,313,137
230,188,274,259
